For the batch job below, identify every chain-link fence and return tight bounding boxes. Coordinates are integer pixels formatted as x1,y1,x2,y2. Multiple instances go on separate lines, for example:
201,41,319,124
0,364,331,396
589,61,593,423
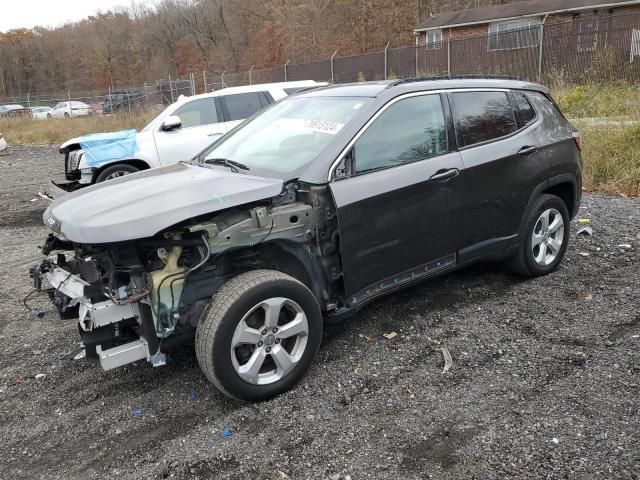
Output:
2,11,639,112
0,77,196,114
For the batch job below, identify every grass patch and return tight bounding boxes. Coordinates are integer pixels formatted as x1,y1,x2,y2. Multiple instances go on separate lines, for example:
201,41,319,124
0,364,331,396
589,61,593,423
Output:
580,124,640,196
554,83,640,119
0,110,157,145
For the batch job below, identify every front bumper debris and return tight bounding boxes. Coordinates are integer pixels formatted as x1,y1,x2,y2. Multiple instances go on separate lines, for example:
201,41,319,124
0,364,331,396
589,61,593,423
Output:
45,265,155,370
41,180,81,200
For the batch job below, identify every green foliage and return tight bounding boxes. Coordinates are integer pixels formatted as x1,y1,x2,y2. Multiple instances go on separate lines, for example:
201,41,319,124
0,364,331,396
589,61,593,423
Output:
555,83,640,119
580,124,640,196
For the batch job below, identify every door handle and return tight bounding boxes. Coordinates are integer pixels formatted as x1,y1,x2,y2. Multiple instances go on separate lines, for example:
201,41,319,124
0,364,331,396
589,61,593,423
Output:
429,168,460,182
518,145,538,156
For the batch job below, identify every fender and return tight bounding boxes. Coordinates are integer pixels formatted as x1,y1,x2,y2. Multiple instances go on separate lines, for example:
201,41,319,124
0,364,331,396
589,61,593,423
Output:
518,173,580,234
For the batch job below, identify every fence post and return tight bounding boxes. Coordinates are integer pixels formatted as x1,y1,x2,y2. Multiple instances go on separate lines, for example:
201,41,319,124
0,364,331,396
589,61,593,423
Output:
537,17,547,81
330,50,338,84
221,70,226,89
284,60,290,82
26,93,30,108
447,36,452,77
415,36,419,77
203,71,207,93
168,75,174,103
384,41,390,80
249,65,255,85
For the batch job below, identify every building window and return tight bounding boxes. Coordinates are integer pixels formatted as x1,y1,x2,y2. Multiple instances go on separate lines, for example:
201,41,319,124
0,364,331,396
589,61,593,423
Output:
632,29,640,61
488,18,541,51
426,30,443,50
577,16,599,52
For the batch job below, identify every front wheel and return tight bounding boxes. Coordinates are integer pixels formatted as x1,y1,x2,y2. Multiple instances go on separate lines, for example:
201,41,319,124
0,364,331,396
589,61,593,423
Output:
508,193,570,277
196,270,322,401
94,164,139,183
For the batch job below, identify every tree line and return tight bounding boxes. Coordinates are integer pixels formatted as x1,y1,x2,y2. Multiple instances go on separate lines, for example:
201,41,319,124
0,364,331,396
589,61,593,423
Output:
0,0,514,97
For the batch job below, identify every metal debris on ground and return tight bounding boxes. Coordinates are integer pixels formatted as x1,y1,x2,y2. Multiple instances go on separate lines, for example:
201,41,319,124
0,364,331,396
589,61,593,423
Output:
578,251,591,257
130,407,144,417
577,226,593,236
618,244,632,249
31,309,45,318
436,346,453,373
578,218,590,224
383,331,398,340
358,334,373,342
34,373,46,380
221,427,233,438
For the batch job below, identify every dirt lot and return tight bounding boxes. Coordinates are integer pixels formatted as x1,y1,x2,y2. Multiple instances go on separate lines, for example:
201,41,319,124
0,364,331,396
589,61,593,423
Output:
0,145,638,480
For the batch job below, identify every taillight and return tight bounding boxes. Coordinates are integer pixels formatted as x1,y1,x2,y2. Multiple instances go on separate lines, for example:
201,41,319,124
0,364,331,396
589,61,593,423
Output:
572,132,583,151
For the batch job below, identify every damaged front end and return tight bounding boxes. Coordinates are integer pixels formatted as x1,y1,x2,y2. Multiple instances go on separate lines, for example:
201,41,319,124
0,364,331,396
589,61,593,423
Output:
31,181,342,372
32,230,211,369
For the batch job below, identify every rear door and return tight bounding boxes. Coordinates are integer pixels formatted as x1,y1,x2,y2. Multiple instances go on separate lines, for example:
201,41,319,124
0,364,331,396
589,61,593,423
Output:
219,92,271,130
155,96,226,164
448,89,547,259
330,93,465,303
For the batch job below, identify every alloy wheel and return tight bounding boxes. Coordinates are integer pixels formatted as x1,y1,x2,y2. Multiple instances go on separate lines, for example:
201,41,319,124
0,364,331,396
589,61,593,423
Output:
230,297,309,385
531,208,564,266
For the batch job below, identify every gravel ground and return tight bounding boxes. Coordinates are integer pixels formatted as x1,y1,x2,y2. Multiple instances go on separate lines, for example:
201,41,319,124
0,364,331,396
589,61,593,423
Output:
0,145,639,480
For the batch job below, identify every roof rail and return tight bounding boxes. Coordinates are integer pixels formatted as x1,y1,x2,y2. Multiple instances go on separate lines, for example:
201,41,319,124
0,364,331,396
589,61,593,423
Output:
386,74,521,88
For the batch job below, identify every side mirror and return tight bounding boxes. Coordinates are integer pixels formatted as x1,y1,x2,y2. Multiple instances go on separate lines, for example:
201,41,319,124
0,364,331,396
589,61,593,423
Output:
161,115,182,131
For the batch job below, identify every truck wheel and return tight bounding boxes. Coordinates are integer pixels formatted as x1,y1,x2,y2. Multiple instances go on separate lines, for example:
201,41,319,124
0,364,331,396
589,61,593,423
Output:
508,194,570,277
95,164,139,183
196,270,322,402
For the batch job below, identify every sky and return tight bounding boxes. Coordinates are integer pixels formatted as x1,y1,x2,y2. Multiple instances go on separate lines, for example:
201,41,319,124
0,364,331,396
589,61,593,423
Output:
0,0,148,33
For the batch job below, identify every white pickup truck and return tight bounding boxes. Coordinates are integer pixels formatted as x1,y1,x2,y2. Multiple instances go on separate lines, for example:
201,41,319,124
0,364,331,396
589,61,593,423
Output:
49,81,324,198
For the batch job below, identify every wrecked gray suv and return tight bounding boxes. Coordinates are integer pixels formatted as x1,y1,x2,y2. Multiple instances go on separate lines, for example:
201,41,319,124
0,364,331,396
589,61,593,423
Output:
32,78,582,401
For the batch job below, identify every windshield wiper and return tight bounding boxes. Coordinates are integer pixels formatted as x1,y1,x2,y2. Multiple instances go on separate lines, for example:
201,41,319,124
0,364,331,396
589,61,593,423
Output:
203,158,250,173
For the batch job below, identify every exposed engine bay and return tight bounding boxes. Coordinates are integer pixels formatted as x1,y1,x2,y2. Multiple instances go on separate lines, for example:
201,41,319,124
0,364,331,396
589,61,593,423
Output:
32,183,344,371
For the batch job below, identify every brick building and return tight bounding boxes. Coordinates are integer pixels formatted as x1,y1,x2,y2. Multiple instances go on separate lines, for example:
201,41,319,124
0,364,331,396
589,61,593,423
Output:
413,0,640,80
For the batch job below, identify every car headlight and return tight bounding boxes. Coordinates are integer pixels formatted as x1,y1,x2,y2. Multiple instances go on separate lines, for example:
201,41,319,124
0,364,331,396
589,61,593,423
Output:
68,150,84,171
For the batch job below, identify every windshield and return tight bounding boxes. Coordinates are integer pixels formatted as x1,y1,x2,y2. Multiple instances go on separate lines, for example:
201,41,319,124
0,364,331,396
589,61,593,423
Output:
199,96,370,178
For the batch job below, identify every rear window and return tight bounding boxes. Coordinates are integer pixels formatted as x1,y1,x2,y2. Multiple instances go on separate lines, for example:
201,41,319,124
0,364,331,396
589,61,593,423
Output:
450,91,517,147
511,91,536,128
222,92,266,121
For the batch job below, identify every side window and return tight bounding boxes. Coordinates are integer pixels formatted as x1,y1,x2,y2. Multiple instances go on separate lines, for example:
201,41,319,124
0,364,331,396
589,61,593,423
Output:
354,95,447,174
173,97,218,129
222,92,265,121
450,91,517,147
512,91,536,128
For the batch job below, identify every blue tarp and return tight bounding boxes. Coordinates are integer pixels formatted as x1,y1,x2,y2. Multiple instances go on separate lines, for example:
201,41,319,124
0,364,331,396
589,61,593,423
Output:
78,129,138,167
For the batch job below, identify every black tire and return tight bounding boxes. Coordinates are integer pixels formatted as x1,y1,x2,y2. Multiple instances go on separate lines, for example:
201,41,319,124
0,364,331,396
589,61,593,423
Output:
47,114,52,119
94,164,140,183
196,270,322,402
64,112,70,118
508,193,570,277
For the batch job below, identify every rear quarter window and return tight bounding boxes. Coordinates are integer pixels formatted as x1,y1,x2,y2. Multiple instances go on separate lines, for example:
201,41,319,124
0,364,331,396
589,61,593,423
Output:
449,91,517,147
511,91,536,128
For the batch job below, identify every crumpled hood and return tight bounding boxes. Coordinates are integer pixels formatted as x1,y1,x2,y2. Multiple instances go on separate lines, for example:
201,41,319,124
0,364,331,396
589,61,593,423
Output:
44,162,284,244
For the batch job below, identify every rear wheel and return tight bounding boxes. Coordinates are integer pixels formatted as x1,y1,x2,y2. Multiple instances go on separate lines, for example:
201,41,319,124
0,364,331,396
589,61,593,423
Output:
95,164,140,183
196,270,322,401
508,194,570,277
64,112,70,118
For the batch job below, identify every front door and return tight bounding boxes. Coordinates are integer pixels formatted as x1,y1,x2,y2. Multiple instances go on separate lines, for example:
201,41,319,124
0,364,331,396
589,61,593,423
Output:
155,97,227,164
329,93,464,304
